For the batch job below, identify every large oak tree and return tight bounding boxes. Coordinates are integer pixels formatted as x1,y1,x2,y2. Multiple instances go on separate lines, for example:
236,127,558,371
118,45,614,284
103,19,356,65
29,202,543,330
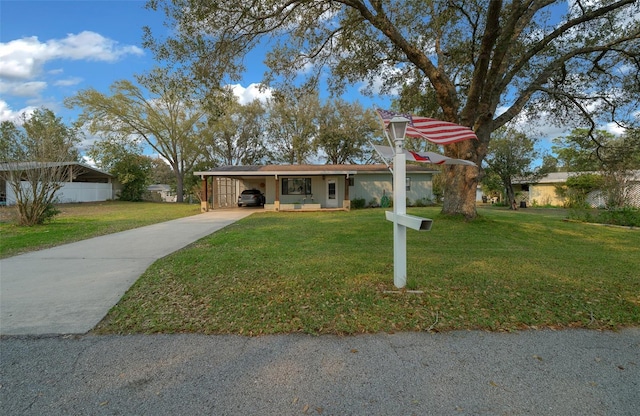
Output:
144,0,639,218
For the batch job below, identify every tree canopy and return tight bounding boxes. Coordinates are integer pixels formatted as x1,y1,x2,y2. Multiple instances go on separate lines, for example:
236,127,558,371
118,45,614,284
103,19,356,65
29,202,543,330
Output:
552,127,640,208
1,108,79,163
552,128,640,173
316,100,379,164
265,90,321,164
87,135,153,201
204,96,270,166
66,68,209,202
144,0,640,218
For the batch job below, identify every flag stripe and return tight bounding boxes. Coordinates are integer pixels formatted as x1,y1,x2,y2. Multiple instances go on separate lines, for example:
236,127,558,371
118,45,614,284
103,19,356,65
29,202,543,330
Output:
377,109,478,145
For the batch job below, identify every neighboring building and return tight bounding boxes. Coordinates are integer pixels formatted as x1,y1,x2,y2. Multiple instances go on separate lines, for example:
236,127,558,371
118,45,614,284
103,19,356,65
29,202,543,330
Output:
194,164,439,211
146,184,176,202
513,171,640,208
0,162,115,205
512,172,570,207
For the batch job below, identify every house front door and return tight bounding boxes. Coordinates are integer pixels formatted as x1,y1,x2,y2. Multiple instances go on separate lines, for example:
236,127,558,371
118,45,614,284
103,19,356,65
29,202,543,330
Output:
326,178,338,208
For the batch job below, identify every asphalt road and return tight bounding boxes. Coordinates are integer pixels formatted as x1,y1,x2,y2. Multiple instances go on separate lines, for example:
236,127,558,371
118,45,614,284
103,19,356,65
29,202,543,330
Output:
1,329,638,415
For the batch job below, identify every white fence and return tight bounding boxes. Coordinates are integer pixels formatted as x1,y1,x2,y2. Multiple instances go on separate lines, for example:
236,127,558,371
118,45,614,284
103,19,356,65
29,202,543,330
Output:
587,183,640,208
5,182,113,205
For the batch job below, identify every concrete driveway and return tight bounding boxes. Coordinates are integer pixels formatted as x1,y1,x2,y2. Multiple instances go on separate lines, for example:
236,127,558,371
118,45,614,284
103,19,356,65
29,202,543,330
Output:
0,209,254,336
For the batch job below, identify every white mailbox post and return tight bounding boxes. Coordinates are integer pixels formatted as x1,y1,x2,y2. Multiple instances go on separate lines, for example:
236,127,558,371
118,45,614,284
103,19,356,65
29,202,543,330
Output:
385,117,433,288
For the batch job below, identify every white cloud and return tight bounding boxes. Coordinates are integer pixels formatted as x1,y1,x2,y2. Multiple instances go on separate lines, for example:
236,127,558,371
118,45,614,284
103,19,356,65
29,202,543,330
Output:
230,83,272,105
603,122,627,136
54,77,83,87
0,99,37,123
0,31,144,80
0,80,48,97
505,110,572,142
81,155,98,168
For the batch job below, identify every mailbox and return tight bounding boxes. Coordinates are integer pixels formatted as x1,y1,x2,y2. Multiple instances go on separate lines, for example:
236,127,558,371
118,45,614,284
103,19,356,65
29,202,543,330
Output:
385,212,433,231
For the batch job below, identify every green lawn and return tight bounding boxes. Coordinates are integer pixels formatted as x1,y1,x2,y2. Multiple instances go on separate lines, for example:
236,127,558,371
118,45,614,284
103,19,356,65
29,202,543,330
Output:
0,201,201,258
94,207,640,335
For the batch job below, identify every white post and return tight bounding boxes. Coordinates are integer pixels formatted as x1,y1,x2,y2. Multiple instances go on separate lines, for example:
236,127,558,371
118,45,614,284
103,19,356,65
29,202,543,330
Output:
393,138,407,288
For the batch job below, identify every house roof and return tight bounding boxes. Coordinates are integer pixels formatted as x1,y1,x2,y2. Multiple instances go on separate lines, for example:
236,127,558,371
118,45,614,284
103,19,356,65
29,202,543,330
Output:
147,184,172,191
194,164,439,177
516,172,576,184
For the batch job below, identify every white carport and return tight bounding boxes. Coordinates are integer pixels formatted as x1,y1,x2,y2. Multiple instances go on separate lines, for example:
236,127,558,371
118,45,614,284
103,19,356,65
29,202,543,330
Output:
1,162,115,205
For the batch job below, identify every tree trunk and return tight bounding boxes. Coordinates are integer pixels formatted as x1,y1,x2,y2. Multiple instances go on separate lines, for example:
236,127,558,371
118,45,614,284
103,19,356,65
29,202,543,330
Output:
505,182,517,210
441,164,479,219
174,169,184,203
441,139,482,219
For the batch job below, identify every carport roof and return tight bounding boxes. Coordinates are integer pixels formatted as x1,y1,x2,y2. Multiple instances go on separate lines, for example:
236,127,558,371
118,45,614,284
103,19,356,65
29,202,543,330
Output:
0,161,112,180
195,164,438,177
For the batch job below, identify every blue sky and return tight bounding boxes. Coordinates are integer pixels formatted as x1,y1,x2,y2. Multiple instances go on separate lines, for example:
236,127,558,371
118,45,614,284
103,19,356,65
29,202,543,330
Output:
0,0,303,124
0,0,392,126
1,1,152,122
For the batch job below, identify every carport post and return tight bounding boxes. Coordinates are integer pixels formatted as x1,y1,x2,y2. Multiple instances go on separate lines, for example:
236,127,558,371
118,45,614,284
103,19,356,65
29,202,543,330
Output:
200,176,208,212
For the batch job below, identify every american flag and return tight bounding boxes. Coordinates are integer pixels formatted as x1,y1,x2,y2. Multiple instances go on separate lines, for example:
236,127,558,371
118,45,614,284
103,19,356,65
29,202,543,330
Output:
376,109,478,145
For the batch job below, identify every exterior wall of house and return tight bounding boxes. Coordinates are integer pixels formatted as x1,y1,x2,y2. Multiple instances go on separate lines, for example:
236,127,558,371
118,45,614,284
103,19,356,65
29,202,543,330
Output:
527,184,564,207
406,173,435,205
265,178,277,204
351,173,434,206
351,173,393,206
146,185,177,202
239,180,266,195
258,175,351,209
233,169,436,211
520,182,640,208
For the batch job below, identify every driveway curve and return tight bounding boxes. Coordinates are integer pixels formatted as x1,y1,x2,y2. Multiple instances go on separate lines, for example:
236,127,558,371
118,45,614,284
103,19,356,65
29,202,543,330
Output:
0,209,254,335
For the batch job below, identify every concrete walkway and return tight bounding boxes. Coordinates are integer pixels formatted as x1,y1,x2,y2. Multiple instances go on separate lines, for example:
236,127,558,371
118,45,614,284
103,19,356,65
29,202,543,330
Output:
0,209,255,336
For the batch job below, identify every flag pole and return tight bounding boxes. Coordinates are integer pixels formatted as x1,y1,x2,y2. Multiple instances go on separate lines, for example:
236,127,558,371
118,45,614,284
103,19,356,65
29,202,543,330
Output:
369,137,393,174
